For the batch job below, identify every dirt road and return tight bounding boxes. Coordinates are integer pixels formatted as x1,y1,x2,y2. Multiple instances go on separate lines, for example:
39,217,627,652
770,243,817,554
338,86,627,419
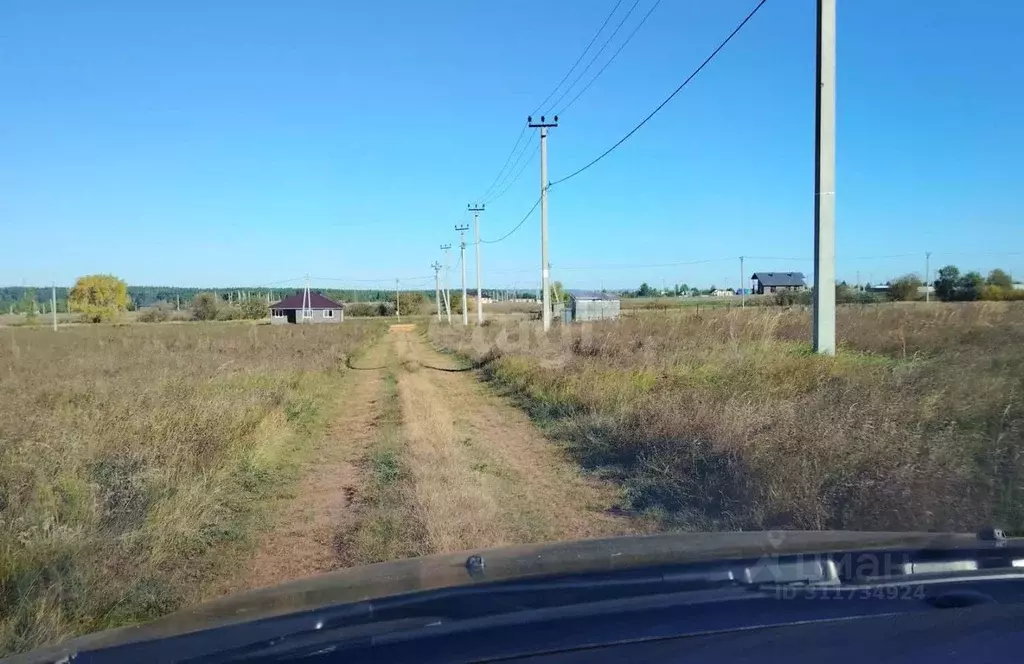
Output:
230,327,644,591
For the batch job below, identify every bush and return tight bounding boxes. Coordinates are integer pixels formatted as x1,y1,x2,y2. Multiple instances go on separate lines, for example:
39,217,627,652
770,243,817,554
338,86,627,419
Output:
215,305,245,321
191,293,219,321
137,307,170,323
773,290,811,306
345,302,378,317
393,291,426,317
239,298,269,320
888,275,922,302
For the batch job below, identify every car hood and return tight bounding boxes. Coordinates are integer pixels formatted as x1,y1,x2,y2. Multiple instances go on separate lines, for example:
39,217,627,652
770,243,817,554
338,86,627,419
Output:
18,530,994,662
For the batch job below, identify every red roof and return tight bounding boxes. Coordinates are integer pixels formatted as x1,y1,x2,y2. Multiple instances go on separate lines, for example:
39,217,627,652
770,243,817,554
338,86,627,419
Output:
270,291,345,310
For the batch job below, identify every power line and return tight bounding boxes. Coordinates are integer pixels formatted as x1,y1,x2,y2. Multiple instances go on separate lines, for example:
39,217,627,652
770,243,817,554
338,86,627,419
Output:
547,0,643,114
531,0,626,116
476,0,626,202
485,142,540,204
549,0,769,188
559,0,665,115
476,126,528,202
480,197,542,244
482,134,538,204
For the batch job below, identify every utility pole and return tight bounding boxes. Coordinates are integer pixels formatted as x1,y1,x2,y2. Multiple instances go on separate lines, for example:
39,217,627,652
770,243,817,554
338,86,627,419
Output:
432,262,443,321
812,0,836,355
925,251,932,302
468,203,485,324
441,244,453,324
456,225,469,325
395,278,400,321
51,283,57,331
529,114,558,331
740,256,745,307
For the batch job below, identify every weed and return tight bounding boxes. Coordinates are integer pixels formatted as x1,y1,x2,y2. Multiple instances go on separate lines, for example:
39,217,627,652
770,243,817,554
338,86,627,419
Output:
431,303,1024,533
0,321,384,655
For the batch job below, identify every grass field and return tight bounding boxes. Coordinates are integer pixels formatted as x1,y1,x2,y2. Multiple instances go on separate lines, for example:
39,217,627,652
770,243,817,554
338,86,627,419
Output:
431,302,1024,533
0,321,382,655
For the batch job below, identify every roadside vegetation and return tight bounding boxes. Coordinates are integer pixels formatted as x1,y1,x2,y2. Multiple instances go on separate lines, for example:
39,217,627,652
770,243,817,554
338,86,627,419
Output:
431,302,1024,533
0,322,383,655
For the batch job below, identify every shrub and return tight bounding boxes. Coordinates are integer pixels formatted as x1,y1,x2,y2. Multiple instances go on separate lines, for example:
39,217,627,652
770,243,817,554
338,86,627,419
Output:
215,305,244,321
137,307,170,323
773,290,811,306
393,291,426,317
888,274,922,302
191,293,219,321
346,302,379,317
239,298,269,320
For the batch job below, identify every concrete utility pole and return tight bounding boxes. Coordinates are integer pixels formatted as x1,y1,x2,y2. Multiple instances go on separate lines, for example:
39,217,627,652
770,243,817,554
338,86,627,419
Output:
812,0,836,355
925,251,932,302
468,203,485,324
441,244,453,324
51,283,57,331
529,115,558,331
456,225,469,325
740,256,745,307
432,262,443,321
395,278,401,322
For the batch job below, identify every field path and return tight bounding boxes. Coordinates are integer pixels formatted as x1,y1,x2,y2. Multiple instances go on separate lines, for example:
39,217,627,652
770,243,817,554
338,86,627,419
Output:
221,338,392,594
389,330,644,552
226,328,644,594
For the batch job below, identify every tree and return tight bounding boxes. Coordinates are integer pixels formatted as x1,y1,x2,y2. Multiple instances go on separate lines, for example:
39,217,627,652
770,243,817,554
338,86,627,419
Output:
392,291,425,316
637,282,654,297
551,281,565,303
239,298,269,319
191,292,220,321
956,271,984,301
986,269,1013,290
68,274,129,322
934,265,960,302
449,291,463,313
888,274,922,302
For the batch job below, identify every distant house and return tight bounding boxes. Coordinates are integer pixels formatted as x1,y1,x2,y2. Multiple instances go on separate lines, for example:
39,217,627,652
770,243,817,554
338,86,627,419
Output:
711,289,735,298
751,272,806,295
270,291,345,324
566,290,620,322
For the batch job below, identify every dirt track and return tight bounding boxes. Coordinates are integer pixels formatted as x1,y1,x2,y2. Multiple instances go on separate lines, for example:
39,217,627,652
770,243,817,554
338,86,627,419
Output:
229,327,644,592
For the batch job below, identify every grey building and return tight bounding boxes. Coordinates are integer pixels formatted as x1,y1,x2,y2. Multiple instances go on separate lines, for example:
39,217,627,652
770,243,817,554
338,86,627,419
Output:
270,291,345,324
566,290,620,322
751,272,806,295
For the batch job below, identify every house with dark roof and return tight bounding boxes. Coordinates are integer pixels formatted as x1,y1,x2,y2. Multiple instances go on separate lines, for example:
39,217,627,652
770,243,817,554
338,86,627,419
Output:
270,291,345,324
751,272,806,295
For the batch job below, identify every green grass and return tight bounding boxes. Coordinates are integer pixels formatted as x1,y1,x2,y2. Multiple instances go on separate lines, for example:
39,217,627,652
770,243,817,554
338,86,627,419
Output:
0,322,384,656
341,373,428,565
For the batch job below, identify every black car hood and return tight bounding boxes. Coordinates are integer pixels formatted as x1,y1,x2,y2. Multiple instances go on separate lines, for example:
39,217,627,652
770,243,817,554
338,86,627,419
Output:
16,530,995,662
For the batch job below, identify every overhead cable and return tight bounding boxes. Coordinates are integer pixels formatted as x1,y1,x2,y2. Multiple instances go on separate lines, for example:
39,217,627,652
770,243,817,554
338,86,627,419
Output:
547,0,644,114
549,0,769,188
481,197,542,244
558,0,665,115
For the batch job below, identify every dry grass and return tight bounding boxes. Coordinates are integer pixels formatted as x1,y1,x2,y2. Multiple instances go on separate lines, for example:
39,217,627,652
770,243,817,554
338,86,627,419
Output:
430,303,1024,533
0,321,383,656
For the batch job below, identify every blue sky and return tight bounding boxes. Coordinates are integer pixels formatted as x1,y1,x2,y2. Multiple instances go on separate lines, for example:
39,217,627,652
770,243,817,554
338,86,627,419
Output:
1,0,1022,291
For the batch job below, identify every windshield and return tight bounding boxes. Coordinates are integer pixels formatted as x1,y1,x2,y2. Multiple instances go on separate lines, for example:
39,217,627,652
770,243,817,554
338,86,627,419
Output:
1,0,1023,658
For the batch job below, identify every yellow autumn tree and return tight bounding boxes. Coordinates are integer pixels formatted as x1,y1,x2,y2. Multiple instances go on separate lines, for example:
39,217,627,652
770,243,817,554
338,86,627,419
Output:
68,274,130,322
